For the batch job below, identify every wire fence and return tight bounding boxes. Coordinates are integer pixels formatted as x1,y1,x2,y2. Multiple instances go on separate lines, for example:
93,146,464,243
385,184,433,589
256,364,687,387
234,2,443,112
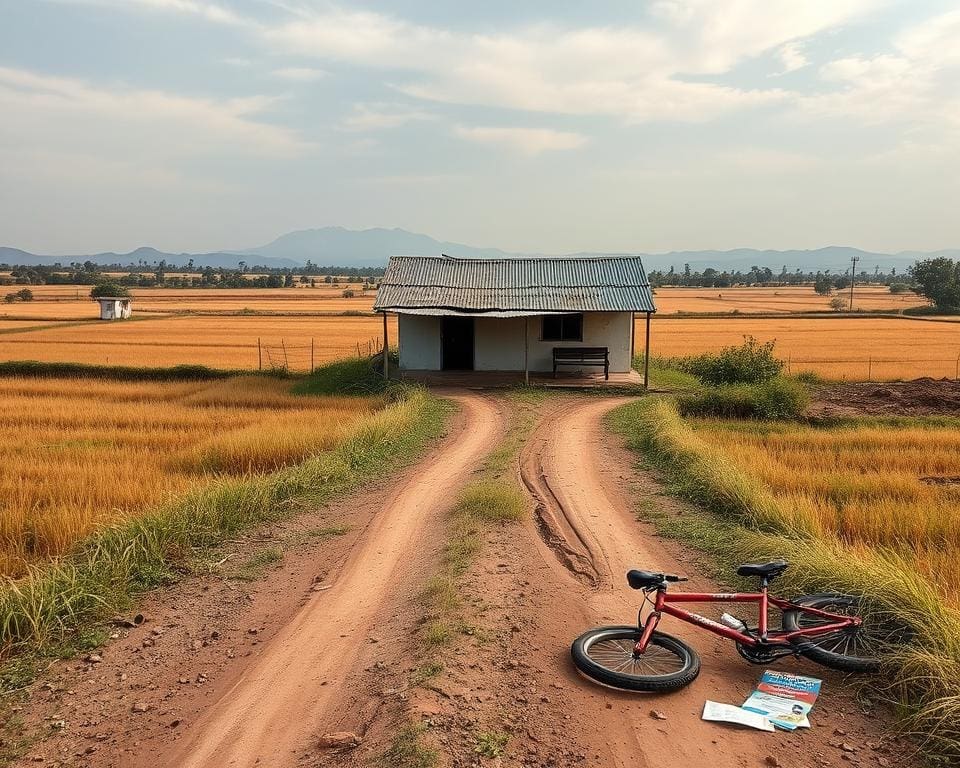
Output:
257,337,383,373
784,354,960,381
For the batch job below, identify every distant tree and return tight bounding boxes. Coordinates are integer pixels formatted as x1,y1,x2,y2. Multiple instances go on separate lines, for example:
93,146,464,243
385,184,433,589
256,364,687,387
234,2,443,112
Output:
833,276,850,290
889,283,912,294
16,288,33,301
342,289,355,298
813,276,833,295
90,283,131,299
283,272,294,288
911,258,960,311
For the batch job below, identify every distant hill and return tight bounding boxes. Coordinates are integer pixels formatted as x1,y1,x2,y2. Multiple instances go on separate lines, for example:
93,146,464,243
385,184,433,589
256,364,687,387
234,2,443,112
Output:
2,229,957,272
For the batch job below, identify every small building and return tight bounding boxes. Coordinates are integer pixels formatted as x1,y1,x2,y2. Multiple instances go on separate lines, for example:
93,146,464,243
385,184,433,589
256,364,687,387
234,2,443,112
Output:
373,255,656,385
95,297,132,320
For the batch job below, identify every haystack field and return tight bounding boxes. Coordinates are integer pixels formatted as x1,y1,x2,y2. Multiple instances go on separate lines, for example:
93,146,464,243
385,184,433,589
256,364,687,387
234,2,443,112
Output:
0,375,380,576
693,419,960,604
648,316,960,380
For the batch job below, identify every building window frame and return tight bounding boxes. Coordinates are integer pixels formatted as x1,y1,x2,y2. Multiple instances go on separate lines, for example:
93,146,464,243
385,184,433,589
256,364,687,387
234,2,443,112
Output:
541,313,584,342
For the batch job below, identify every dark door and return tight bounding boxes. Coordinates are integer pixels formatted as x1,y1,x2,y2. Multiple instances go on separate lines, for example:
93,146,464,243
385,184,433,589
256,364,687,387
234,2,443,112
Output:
441,316,475,370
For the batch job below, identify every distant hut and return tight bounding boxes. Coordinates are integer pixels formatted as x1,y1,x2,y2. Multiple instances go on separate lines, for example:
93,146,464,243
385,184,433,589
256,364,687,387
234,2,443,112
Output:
95,296,132,320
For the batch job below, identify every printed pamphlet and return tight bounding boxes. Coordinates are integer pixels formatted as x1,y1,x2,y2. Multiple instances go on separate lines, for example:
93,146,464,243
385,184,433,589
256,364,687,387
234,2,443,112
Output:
701,700,775,732
741,670,822,731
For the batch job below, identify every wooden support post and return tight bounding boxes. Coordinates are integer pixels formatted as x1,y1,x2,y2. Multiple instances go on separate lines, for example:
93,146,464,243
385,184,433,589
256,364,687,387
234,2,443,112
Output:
258,337,262,370
382,311,390,380
524,316,530,386
310,338,315,373
643,312,651,390
630,311,636,362
281,338,288,370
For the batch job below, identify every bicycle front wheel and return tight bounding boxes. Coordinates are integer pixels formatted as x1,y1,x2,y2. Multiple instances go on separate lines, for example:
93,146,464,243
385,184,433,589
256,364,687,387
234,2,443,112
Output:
571,625,700,692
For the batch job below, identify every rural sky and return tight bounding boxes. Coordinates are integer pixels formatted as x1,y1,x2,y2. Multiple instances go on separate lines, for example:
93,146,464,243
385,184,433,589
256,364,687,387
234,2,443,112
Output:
0,0,957,255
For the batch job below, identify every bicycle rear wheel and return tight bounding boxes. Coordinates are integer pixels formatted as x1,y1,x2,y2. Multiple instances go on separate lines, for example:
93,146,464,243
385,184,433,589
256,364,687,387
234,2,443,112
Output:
782,593,911,672
571,625,700,692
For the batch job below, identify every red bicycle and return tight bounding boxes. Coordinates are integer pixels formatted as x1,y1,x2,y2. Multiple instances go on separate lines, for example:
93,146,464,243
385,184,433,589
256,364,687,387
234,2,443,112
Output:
572,560,908,692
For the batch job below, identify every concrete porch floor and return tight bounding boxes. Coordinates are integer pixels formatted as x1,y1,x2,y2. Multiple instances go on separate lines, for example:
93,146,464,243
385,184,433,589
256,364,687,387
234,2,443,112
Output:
394,369,645,389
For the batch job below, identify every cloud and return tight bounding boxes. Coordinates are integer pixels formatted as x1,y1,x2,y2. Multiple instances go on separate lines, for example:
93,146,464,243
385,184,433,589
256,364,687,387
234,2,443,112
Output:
341,102,435,131
46,0,253,27
775,42,808,75
261,2,875,123
271,66,327,82
454,125,587,155
801,9,960,130
0,66,308,158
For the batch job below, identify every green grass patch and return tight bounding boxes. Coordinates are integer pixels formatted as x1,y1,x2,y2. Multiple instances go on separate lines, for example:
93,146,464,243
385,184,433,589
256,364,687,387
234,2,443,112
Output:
609,397,960,765
225,546,284,582
0,360,244,381
474,730,510,758
676,377,810,420
632,355,701,391
292,355,393,397
379,722,438,768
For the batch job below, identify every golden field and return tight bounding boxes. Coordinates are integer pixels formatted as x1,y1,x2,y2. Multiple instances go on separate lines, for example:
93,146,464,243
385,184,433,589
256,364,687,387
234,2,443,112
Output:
0,376,379,576
693,419,960,604
0,315,395,369
649,316,960,380
1,284,928,321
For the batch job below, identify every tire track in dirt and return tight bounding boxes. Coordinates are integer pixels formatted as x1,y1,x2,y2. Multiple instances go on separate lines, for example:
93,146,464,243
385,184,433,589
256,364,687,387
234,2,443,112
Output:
163,392,501,768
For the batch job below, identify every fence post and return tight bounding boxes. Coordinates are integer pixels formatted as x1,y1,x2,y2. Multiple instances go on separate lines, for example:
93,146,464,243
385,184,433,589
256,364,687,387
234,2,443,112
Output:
281,339,288,370
956,353,959,380
258,337,262,371
787,354,791,375
311,338,315,373
868,356,872,381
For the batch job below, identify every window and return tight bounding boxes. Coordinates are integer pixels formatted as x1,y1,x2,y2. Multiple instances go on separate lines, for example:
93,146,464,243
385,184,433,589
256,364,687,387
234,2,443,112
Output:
542,313,583,342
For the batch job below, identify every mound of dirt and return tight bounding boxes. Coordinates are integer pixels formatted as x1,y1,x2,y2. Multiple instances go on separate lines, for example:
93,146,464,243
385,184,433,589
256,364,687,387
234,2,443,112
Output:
809,378,960,417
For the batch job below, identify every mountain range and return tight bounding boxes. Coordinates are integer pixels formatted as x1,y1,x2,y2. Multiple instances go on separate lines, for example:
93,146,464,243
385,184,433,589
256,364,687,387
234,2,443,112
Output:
2,227,957,273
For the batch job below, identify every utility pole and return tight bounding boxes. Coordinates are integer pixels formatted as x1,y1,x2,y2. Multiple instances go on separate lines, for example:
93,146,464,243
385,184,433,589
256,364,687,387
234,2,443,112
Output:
849,255,860,310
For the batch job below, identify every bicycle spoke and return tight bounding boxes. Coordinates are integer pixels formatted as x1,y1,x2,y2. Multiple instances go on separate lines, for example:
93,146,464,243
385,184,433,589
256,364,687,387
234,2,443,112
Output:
586,636,685,679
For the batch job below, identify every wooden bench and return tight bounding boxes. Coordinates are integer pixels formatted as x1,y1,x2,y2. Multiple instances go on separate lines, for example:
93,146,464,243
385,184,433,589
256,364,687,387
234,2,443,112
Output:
552,346,609,380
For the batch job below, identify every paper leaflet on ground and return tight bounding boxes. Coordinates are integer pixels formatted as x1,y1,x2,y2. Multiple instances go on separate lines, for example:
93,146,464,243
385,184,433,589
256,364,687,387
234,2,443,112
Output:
701,700,776,732
741,670,822,731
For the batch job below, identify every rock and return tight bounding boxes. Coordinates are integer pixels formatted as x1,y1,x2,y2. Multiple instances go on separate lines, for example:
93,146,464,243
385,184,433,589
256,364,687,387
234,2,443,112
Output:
84,654,102,664
840,743,857,753
169,719,182,728
131,702,151,713
649,710,667,720
764,757,781,767
247,628,259,635
318,731,361,749
190,640,202,651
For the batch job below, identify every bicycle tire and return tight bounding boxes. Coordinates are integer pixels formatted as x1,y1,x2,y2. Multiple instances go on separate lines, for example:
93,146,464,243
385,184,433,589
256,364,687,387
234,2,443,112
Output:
782,593,909,672
571,625,700,692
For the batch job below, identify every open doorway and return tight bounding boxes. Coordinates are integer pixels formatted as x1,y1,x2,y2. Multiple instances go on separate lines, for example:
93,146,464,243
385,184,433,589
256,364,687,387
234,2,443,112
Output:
441,316,474,370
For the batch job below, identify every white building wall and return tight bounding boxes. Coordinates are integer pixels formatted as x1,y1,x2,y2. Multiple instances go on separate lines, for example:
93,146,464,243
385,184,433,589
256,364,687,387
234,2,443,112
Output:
398,314,441,370
523,312,633,373
398,311,634,373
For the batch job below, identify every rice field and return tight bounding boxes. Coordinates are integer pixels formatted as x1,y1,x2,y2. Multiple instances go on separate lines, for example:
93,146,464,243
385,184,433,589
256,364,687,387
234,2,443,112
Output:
0,375,380,576
0,315,395,369
649,316,960,380
692,419,960,603
652,285,927,314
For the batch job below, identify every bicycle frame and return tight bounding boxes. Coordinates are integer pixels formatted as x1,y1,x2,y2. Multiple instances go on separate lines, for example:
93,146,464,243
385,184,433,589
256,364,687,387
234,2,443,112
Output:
635,587,861,654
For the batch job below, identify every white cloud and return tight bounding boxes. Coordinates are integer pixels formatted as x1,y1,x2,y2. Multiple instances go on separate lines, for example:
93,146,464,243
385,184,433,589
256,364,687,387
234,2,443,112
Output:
271,66,327,82
341,102,435,131
775,42,808,75
454,125,587,155
47,0,253,27
0,66,308,158
262,2,875,123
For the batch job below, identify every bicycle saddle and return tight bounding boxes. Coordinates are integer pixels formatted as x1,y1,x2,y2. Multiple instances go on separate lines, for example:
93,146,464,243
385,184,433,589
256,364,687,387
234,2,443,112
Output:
736,560,788,579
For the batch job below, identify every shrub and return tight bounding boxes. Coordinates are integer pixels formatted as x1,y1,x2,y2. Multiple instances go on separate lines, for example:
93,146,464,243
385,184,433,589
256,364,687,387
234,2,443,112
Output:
3,294,15,304
889,283,912,294
16,289,33,302
681,336,783,385
342,289,355,298
829,296,847,311
89,283,131,299
677,378,809,420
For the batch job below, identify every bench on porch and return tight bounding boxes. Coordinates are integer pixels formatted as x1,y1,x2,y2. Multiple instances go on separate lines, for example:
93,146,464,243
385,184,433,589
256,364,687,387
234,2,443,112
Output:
552,346,610,380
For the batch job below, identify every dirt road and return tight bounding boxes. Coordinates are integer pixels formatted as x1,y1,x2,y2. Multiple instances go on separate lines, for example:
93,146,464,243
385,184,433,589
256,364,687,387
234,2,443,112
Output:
11,392,911,768
161,393,500,767
414,395,914,768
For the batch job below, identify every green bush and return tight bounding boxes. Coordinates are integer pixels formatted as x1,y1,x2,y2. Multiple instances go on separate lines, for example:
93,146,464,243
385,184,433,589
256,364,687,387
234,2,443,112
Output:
677,377,809,420
293,355,394,396
889,283,912,294
681,336,783,385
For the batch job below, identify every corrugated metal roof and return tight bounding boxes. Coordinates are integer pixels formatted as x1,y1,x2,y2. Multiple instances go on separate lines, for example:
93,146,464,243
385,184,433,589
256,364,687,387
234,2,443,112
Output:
374,255,656,313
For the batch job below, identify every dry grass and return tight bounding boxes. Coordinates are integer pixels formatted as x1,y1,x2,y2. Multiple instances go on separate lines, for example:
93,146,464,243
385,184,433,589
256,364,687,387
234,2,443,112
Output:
645,316,960,380
653,285,928,314
0,315,395,369
0,375,378,575
693,419,960,604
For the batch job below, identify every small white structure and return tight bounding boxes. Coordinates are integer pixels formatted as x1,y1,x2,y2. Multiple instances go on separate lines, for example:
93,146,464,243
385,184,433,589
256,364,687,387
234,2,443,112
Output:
95,297,132,320
374,255,656,386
